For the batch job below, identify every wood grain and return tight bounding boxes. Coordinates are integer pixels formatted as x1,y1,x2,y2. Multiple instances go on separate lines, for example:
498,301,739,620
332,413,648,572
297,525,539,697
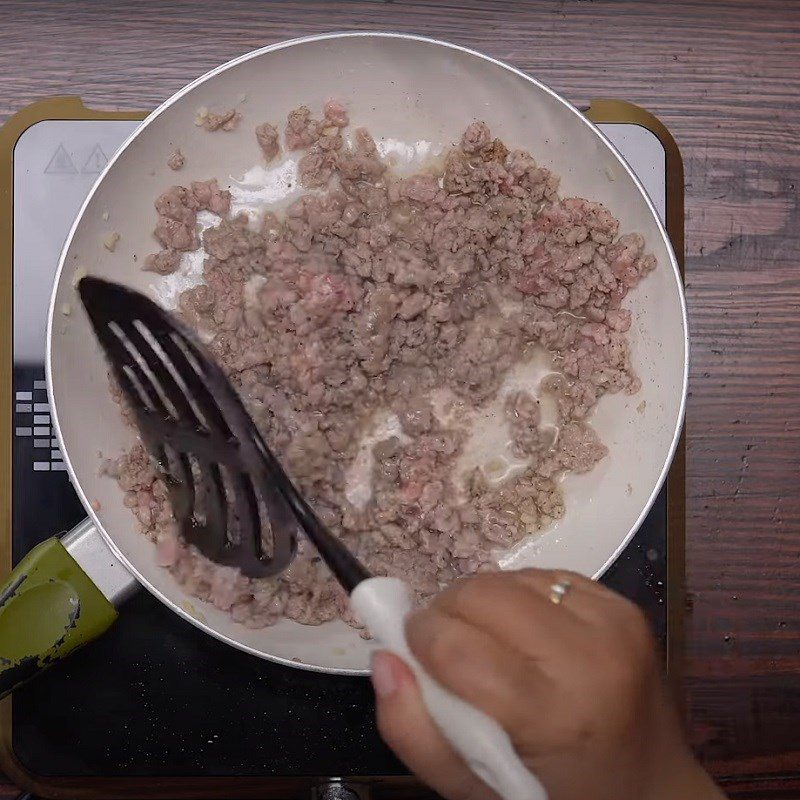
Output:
1,0,799,796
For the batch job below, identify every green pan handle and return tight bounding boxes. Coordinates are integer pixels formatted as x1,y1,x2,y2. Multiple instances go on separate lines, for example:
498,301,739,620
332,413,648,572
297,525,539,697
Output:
0,537,118,698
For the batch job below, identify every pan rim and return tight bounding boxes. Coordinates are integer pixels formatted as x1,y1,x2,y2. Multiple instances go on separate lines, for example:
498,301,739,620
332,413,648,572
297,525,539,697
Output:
46,30,689,676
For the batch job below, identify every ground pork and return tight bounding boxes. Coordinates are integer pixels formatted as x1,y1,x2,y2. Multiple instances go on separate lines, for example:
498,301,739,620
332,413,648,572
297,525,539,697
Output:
197,107,241,132
145,178,232,266
143,248,181,275
255,122,280,161
113,105,655,630
285,105,320,150
505,390,554,459
167,150,185,171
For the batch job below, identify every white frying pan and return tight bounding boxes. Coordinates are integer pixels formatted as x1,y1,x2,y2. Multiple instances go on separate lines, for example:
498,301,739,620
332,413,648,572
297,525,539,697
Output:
1,33,687,690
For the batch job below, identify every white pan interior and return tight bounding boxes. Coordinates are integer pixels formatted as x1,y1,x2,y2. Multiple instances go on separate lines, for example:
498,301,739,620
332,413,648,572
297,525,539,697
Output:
48,33,687,674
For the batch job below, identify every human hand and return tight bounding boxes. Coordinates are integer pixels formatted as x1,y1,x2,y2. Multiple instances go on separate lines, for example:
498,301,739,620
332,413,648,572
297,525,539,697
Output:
370,570,724,800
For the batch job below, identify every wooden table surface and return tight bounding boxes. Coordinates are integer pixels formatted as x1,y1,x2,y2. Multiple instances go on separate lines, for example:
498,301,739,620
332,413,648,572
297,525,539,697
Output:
1,0,799,796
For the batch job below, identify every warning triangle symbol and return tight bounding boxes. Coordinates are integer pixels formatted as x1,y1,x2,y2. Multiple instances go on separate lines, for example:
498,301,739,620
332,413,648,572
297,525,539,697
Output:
44,143,77,175
81,143,108,174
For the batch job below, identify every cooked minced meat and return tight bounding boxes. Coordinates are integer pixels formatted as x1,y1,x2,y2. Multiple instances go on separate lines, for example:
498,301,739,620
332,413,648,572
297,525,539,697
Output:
198,107,241,132
112,105,655,630
144,179,232,269
285,100,350,152
255,122,280,161
505,390,555,459
143,248,181,275
167,149,185,171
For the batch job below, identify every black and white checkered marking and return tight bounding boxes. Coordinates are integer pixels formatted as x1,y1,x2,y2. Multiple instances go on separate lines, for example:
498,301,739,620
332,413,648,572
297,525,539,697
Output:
14,378,65,471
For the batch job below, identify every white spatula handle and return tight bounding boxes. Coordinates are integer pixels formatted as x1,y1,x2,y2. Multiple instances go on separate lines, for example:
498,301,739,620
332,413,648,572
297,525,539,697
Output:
351,576,548,800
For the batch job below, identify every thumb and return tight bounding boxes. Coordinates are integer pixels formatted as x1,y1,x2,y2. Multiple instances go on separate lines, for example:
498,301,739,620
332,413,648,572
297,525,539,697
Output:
371,650,499,800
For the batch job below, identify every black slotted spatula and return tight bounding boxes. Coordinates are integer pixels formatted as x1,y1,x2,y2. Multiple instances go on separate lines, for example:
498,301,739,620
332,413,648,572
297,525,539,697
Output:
79,276,367,587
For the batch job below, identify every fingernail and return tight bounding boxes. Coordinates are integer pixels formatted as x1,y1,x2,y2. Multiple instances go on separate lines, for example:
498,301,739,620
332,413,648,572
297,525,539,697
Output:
370,652,398,698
